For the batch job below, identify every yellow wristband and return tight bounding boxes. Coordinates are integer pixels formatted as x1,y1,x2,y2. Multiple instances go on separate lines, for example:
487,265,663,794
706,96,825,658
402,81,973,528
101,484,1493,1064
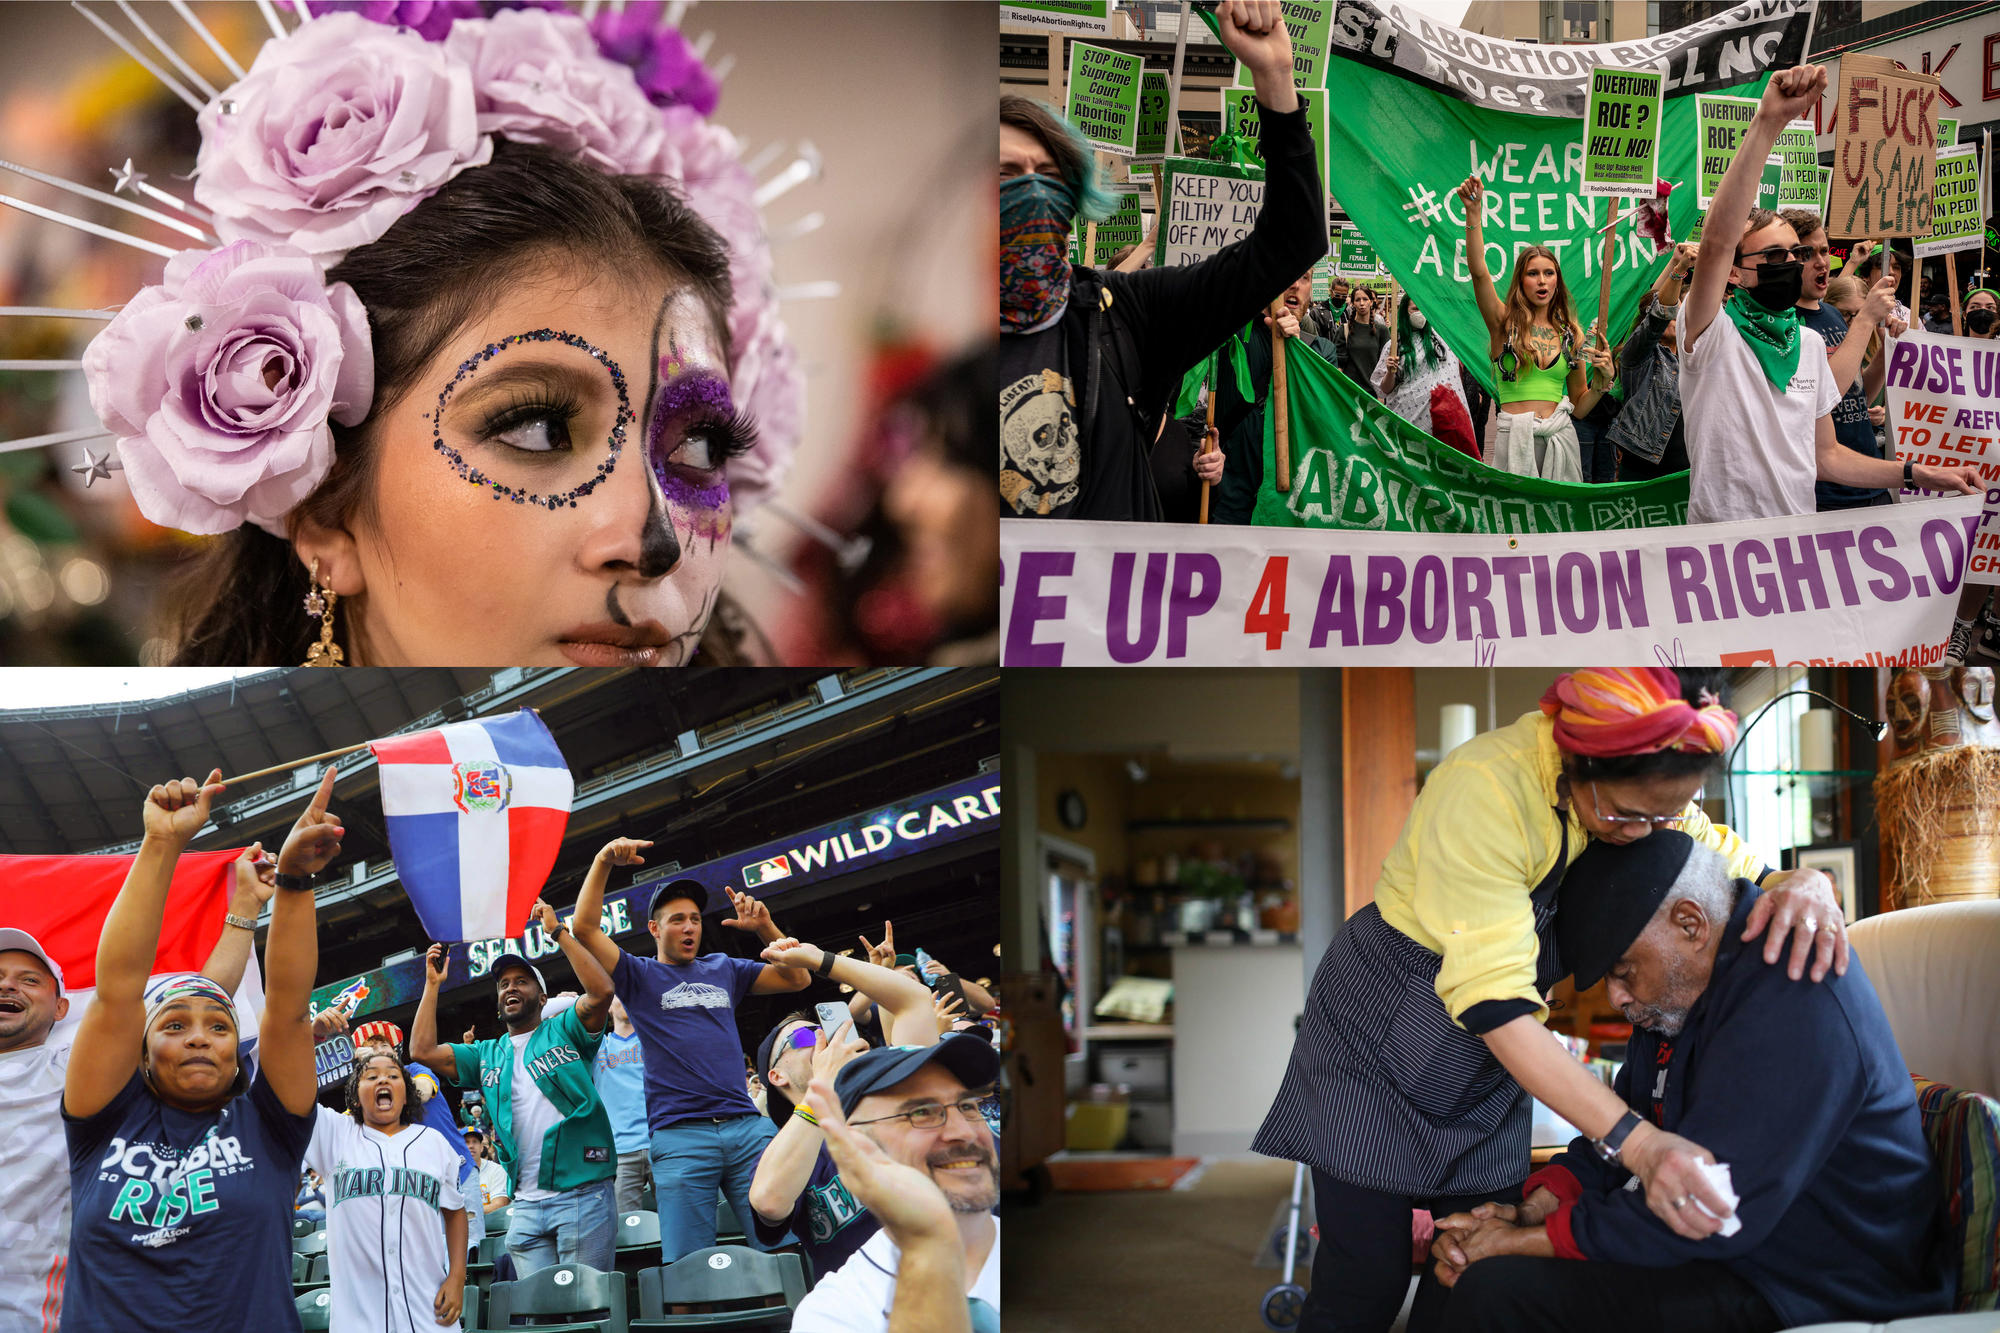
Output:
792,1105,820,1127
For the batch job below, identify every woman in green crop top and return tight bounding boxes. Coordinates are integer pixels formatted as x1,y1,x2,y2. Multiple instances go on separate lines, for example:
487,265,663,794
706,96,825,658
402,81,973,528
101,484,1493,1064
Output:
1456,175,1615,481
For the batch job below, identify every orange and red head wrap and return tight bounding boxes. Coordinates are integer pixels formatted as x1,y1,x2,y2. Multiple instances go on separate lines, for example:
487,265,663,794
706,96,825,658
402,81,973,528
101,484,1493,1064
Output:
1539,668,1738,757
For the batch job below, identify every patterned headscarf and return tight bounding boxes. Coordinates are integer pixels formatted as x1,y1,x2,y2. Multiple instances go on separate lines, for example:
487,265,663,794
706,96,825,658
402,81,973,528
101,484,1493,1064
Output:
143,974,238,1034
1539,668,1739,757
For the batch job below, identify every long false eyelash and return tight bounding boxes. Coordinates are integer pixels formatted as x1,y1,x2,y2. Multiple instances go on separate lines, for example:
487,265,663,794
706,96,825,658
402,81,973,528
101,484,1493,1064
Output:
669,408,760,465
479,389,585,442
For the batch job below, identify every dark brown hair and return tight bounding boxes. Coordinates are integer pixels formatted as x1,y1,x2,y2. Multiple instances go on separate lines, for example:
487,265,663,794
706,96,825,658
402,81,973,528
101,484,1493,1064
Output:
165,139,746,665
344,1051,424,1128
1778,208,1823,241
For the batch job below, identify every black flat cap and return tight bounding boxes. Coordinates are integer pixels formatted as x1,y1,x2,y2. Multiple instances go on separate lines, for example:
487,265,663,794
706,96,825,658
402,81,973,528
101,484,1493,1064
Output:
1559,830,1698,990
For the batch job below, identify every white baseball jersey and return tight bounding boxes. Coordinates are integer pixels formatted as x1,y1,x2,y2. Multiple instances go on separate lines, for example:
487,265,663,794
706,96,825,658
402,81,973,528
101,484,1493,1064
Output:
304,1107,466,1333
0,1038,71,1333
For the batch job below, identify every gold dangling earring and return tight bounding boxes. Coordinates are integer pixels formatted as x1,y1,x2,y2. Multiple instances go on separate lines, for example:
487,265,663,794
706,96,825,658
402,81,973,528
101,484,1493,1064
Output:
302,556,346,667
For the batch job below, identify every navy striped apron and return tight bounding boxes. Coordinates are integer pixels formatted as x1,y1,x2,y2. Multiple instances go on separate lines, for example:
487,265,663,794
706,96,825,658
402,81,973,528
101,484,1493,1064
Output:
1253,815,1568,1196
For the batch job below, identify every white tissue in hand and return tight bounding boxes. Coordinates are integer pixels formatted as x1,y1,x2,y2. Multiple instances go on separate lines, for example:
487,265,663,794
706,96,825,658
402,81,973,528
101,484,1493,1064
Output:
1691,1160,1742,1237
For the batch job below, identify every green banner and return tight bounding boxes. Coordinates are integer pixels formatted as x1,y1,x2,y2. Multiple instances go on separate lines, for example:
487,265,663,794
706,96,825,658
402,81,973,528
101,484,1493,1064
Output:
1916,144,1982,258
1234,0,1335,89
1335,224,1381,277
1251,340,1689,531
1773,118,1819,211
1134,70,1170,162
1066,41,1142,155
1694,94,1760,210
1582,67,1663,199
1757,154,1784,211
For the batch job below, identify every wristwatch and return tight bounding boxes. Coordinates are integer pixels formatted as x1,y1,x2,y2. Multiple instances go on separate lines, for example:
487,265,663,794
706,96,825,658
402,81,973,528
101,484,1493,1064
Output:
1904,458,1915,486
814,948,836,978
224,912,258,931
274,870,315,893
1592,1109,1644,1164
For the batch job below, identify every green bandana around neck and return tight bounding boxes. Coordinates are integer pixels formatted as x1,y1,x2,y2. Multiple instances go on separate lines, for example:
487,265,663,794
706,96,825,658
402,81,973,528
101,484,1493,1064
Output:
1724,293,1801,390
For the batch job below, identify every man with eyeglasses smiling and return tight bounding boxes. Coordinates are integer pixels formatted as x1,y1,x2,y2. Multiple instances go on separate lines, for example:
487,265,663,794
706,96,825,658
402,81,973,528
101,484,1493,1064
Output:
1677,65,1983,525
791,1037,1001,1333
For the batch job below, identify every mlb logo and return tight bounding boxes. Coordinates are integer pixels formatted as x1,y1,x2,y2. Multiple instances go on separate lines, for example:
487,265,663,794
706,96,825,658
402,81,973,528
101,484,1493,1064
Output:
453,761,513,814
742,854,792,889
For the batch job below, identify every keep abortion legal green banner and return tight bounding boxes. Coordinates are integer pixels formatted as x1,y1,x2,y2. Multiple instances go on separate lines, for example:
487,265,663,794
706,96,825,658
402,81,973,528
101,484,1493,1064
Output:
1310,0,1814,395
1251,340,1689,532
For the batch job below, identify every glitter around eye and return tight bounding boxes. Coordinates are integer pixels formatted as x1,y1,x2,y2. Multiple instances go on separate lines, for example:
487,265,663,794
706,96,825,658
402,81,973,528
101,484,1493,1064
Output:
431,329,630,509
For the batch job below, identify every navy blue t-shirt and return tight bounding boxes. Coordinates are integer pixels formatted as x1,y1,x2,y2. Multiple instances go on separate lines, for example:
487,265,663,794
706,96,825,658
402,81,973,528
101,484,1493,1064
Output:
751,1145,877,1280
61,1068,314,1332
610,951,764,1129
1799,303,1891,509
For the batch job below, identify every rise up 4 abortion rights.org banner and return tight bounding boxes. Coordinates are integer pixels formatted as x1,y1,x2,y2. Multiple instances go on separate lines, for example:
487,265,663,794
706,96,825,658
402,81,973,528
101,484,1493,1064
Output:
1318,0,1812,393
1882,328,2000,586
1000,497,1985,667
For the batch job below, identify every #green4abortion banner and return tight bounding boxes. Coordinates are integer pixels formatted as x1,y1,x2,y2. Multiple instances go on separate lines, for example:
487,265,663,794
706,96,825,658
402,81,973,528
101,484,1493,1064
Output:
1250,339,1688,533
1317,0,1813,395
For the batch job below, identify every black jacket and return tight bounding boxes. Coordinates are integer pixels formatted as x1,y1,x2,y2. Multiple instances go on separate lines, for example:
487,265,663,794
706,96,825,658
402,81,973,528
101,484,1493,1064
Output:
1007,100,1327,521
1200,323,1338,525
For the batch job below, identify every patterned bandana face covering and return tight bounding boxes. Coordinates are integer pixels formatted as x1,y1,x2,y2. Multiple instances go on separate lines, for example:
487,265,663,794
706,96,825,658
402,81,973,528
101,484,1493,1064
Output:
1000,173,1076,334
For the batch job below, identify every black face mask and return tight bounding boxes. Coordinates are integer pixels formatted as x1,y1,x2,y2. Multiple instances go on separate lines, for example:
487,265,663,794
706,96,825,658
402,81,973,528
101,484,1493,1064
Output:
1744,259,1804,312
1969,308,1998,335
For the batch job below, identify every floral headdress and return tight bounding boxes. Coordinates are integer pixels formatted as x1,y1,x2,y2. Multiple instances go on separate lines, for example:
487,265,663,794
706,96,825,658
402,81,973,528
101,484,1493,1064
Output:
8,1,805,537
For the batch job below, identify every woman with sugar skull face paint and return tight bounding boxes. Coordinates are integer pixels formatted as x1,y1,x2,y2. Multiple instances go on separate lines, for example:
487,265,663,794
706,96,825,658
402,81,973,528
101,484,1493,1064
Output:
49,7,801,666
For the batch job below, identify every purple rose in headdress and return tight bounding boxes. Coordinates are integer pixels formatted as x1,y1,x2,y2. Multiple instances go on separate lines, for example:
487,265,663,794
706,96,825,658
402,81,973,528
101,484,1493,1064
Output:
589,2,719,116
296,0,484,41
445,8,668,176
196,12,492,260
81,242,374,536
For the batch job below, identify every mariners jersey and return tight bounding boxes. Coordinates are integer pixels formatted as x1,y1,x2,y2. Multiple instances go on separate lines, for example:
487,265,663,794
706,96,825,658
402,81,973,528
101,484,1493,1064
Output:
304,1108,465,1333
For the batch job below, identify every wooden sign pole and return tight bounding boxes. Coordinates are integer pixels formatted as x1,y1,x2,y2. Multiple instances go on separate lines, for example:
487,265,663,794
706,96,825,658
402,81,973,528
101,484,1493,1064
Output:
1947,250,1964,336
1198,353,1217,523
1591,198,1621,389
1271,295,1292,493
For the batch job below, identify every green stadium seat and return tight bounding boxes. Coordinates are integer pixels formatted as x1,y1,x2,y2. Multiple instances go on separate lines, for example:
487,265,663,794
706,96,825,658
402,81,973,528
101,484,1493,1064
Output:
630,1246,806,1330
483,1263,627,1333
294,1228,329,1257
296,1287,332,1331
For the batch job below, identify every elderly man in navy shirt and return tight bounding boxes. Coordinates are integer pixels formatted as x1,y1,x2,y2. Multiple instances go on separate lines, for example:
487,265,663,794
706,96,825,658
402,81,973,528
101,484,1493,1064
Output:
1427,832,1951,1333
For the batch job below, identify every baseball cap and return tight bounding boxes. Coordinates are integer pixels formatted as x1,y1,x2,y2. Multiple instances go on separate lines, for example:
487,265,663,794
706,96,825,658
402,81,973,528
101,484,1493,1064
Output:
488,954,547,991
646,878,709,921
832,1034,1001,1118
756,1014,825,1128
0,929,63,994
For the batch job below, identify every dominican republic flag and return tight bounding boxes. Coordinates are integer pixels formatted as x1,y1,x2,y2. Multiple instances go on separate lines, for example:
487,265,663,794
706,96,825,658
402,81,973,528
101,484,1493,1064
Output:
370,710,574,943
0,849,265,1046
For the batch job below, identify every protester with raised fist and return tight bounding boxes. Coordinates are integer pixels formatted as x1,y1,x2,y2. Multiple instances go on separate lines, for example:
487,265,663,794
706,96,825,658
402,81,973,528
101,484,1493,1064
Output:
998,0,1326,520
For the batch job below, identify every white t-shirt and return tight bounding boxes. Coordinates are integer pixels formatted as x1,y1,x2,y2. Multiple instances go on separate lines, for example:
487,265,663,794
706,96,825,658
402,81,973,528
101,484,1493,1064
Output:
791,1218,1000,1333
0,1039,71,1333
304,1107,466,1333
1679,305,1842,524
477,1158,511,1208
509,1032,562,1203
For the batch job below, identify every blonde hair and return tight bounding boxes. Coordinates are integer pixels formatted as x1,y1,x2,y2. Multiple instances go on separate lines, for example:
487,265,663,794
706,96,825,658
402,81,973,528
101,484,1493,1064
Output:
1825,274,1865,312
1498,245,1582,376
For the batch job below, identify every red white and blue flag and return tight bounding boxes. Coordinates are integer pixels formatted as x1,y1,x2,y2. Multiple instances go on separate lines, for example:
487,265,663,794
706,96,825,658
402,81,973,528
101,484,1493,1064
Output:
370,710,574,942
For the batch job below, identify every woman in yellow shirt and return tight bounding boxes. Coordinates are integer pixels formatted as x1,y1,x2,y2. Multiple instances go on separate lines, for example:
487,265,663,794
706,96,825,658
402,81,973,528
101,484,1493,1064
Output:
1254,667,1847,1333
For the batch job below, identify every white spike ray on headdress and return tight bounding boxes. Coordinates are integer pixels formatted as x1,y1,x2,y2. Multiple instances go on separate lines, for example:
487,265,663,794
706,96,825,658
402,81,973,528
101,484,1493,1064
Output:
114,0,220,101
742,141,785,177
754,142,822,209
690,30,714,60
111,159,214,224
664,0,692,28
0,428,111,459
252,0,289,43
0,307,114,320
710,53,735,84
764,499,871,571
166,0,247,82
0,192,178,259
580,0,602,22
770,211,823,246
730,533,807,596
774,281,840,303
0,158,211,244
71,3,204,114
294,0,314,20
